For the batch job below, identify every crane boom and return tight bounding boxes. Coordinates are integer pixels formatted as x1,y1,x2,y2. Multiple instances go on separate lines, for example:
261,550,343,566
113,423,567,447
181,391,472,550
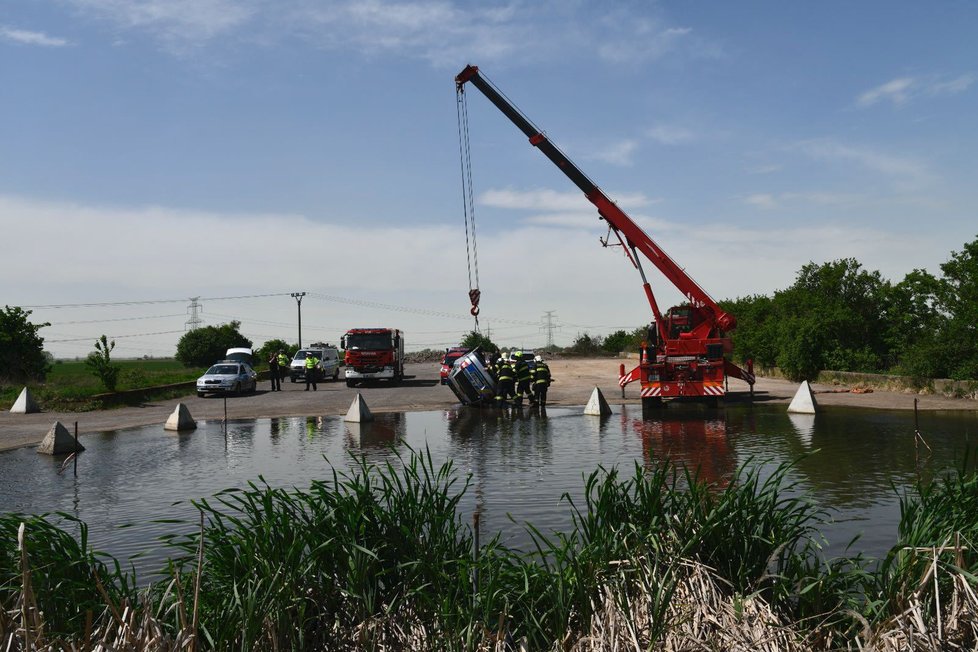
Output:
456,65,736,339
456,64,755,405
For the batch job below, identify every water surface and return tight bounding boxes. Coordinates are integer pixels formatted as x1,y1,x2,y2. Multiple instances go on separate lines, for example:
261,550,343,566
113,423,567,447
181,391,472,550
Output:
1,404,975,578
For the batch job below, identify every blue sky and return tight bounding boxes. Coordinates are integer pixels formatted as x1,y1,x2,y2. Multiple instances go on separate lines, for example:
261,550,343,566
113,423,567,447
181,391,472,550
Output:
2,1,976,358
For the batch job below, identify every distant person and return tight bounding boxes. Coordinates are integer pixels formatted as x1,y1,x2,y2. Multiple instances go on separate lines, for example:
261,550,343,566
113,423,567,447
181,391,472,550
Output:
304,353,320,391
531,355,552,406
268,350,283,391
276,350,290,374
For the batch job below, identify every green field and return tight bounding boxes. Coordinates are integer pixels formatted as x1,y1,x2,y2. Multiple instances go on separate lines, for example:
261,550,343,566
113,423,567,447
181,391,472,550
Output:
0,359,206,411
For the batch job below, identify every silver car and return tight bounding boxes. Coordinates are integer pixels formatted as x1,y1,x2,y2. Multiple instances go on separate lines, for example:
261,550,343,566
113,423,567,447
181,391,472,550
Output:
196,361,258,397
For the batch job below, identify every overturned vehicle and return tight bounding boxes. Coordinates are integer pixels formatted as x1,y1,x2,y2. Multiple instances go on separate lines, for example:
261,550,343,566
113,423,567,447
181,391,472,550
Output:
445,349,496,406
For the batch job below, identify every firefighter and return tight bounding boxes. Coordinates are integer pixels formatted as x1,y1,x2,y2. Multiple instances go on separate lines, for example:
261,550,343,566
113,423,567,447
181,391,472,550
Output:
494,356,515,405
531,355,552,406
267,349,283,391
512,351,532,406
304,353,320,391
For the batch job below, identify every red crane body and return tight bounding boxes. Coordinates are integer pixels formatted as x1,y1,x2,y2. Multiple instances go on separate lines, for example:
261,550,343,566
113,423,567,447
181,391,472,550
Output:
456,65,754,404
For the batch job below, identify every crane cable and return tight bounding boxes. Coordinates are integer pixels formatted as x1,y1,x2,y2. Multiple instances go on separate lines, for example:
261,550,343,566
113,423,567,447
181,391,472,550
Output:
456,84,481,331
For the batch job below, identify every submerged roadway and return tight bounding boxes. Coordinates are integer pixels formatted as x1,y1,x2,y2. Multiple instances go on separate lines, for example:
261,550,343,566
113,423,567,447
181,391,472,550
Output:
1,358,975,452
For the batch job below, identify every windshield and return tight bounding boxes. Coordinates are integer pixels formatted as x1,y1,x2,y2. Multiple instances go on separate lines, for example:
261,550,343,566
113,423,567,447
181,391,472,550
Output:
345,334,392,350
293,350,320,360
206,364,239,375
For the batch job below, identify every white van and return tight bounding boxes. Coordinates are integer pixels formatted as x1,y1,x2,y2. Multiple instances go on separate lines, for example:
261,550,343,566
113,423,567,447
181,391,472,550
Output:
224,348,254,367
289,346,341,383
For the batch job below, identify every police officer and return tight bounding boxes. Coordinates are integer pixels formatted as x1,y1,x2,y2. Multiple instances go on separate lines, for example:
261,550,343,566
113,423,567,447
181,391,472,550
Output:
494,356,515,405
276,350,290,384
531,355,552,406
512,351,532,406
267,350,283,391
304,353,320,391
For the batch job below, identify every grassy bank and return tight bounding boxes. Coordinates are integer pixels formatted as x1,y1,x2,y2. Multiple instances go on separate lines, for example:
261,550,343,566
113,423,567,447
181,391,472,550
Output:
2,450,977,650
0,359,205,412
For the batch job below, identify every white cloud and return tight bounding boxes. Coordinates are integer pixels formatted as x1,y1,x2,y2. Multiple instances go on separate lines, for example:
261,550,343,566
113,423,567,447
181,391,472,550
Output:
479,187,655,212
744,193,777,210
646,124,694,145
64,0,257,50
857,77,914,107
586,139,638,166
927,73,975,96
857,74,974,107
0,26,70,47
795,139,931,185
1,192,960,356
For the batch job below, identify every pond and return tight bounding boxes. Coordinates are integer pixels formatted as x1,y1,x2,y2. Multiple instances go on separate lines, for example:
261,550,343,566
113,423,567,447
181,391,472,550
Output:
1,403,976,579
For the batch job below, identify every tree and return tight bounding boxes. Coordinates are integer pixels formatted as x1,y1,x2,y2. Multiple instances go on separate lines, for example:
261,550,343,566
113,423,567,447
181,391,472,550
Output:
85,334,120,392
0,306,51,384
257,339,295,367
602,329,631,353
569,332,603,356
175,321,253,368
771,259,890,379
460,330,499,358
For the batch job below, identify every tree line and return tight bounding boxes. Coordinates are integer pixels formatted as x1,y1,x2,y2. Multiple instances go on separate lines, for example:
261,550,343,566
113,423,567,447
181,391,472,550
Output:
721,235,978,382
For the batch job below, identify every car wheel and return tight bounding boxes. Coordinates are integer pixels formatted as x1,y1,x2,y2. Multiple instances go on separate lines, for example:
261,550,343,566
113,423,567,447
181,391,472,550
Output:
233,382,241,396
333,369,339,380
346,379,355,388
197,391,206,398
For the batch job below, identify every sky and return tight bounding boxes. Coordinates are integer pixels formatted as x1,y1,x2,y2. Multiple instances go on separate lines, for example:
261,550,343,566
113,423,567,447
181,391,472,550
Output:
2,1,976,359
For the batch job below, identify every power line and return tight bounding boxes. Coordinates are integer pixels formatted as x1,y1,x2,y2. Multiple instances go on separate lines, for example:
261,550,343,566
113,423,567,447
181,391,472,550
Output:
49,313,184,325
22,292,292,309
46,330,187,343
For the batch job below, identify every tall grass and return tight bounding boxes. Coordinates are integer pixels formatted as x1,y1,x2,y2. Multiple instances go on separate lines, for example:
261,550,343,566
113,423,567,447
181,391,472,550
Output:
3,448,978,650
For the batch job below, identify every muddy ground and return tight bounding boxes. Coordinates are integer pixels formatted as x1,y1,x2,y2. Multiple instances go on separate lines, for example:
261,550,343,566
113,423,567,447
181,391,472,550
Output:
2,358,975,452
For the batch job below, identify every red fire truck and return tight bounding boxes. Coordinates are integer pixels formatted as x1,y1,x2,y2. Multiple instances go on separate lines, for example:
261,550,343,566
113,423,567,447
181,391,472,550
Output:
456,65,755,409
341,328,405,386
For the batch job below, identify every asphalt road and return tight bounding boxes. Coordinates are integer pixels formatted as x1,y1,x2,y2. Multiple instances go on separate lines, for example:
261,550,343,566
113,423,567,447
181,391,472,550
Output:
2,358,975,452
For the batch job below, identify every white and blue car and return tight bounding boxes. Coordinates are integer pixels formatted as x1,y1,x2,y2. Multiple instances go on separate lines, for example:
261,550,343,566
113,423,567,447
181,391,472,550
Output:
196,361,258,397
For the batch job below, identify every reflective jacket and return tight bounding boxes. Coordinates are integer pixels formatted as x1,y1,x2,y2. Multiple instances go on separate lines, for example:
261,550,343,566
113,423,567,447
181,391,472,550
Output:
277,354,289,367
514,359,531,382
496,363,514,381
532,363,551,385
305,356,319,369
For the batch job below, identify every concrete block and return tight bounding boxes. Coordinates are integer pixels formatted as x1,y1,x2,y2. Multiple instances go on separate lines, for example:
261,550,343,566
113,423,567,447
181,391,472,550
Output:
584,386,612,417
37,421,85,455
787,381,818,414
164,403,197,431
9,387,40,414
344,393,374,423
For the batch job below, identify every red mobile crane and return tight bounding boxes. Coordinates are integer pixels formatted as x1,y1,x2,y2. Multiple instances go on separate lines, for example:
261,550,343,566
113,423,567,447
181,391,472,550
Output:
456,65,754,407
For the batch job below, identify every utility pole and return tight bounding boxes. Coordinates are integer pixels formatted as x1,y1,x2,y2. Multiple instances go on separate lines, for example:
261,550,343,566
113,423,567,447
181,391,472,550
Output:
291,292,306,347
185,297,202,331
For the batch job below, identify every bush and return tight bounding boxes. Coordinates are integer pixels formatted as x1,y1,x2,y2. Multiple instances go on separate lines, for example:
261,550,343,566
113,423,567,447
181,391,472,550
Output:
175,321,252,368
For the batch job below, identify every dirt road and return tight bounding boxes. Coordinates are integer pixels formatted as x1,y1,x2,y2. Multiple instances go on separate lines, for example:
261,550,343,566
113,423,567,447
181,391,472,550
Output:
2,358,975,452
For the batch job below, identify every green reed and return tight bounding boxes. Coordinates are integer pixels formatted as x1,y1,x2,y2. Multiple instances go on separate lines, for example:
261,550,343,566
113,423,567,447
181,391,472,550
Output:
4,447,978,649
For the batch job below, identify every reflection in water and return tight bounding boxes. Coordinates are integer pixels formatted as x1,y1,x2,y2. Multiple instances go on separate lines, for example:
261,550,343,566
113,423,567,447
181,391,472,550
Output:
622,409,736,486
344,413,405,449
787,413,816,448
1,406,976,575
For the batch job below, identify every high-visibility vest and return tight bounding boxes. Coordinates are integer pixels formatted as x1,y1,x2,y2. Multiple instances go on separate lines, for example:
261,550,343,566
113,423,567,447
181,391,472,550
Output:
305,356,318,369
277,354,288,367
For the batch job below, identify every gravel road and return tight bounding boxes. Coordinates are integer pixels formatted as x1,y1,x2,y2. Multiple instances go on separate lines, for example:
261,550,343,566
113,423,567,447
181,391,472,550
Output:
2,358,975,452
